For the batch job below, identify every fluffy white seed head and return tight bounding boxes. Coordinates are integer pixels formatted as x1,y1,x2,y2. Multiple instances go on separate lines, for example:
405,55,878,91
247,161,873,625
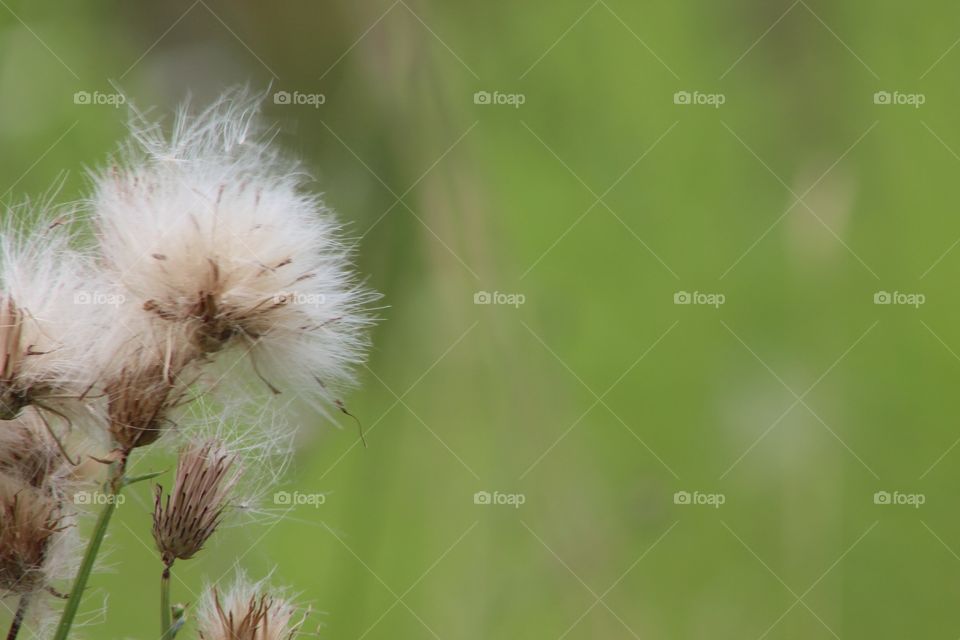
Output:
196,572,308,640
90,89,377,418
0,211,104,420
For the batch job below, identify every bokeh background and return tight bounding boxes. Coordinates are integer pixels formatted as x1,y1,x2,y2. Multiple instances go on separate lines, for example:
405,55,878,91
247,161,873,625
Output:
3,1,960,637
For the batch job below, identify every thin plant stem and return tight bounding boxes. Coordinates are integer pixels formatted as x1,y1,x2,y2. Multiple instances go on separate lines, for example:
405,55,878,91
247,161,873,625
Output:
52,456,127,640
160,565,172,640
6,594,30,640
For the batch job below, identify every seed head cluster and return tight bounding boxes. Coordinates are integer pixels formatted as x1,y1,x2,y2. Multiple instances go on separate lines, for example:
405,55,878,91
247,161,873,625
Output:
0,89,375,637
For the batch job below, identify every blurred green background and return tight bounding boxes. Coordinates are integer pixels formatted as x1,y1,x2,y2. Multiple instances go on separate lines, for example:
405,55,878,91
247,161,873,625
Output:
3,1,960,637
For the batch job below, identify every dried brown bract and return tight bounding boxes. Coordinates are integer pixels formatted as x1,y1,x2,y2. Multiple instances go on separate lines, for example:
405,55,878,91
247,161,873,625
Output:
106,360,186,453
152,440,239,567
101,317,204,456
0,475,64,596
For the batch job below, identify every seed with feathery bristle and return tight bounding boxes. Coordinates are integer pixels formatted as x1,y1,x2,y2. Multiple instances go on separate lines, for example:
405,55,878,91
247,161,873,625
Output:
152,440,239,566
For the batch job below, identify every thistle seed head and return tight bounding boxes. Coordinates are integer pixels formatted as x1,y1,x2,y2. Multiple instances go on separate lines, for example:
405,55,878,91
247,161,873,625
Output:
0,215,103,421
197,574,307,640
0,474,64,596
152,439,239,566
91,88,377,416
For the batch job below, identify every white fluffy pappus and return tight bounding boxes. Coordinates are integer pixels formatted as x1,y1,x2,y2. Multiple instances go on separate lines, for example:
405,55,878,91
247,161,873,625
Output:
196,571,309,640
171,397,296,525
89,89,377,418
0,209,105,430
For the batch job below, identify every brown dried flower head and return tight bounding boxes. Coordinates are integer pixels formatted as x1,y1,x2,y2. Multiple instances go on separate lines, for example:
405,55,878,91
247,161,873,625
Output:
105,338,197,453
153,439,239,566
0,407,65,490
0,474,64,595
106,362,177,452
197,577,307,640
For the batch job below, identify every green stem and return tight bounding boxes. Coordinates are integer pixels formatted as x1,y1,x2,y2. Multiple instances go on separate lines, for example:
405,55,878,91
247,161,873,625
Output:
52,457,127,640
160,565,172,640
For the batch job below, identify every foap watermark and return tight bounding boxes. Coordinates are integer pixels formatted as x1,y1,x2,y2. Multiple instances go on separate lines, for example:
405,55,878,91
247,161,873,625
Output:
873,91,925,108
273,490,326,508
473,490,525,508
273,90,326,108
274,290,327,307
673,490,725,508
73,90,126,108
474,290,525,308
873,290,925,308
873,490,924,508
74,491,126,506
74,291,126,307
674,290,725,308
473,90,526,108
673,90,725,108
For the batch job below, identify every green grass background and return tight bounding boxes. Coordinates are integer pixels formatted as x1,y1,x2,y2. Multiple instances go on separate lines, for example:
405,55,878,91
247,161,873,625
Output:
2,1,960,637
